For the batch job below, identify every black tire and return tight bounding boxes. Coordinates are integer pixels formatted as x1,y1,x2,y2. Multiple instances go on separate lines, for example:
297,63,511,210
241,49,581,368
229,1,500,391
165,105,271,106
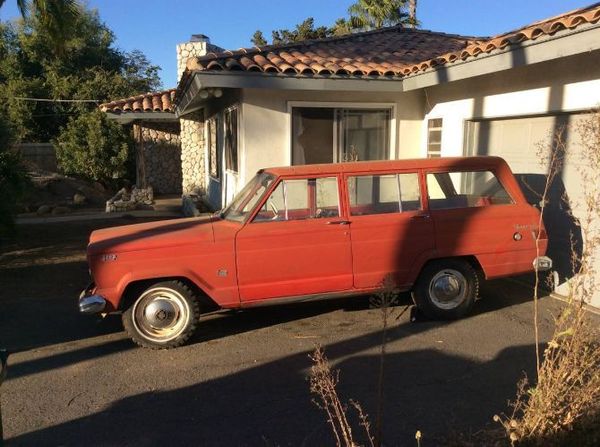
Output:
412,259,479,320
122,280,200,349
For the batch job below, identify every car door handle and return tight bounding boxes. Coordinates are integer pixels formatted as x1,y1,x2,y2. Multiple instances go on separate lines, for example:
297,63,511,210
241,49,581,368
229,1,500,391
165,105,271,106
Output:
411,214,430,219
326,220,351,225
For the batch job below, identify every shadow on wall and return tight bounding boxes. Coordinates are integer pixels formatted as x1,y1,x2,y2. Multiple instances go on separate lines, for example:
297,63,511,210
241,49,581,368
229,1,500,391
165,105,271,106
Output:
515,173,582,286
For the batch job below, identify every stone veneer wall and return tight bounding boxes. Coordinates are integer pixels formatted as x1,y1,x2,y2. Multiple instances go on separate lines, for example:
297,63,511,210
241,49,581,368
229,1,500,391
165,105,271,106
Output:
136,123,182,194
180,111,205,195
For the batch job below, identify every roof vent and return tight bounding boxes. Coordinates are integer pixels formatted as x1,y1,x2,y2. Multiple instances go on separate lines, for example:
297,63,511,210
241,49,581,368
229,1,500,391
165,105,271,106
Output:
190,34,210,43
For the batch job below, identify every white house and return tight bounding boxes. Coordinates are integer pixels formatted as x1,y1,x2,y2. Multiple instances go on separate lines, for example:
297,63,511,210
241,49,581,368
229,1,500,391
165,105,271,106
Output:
101,3,600,306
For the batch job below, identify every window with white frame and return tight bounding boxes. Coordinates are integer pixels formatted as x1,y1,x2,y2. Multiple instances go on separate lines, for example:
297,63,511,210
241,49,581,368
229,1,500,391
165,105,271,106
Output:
291,106,392,165
224,107,238,172
427,118,443,158
207,116,220,178
207,107,239,179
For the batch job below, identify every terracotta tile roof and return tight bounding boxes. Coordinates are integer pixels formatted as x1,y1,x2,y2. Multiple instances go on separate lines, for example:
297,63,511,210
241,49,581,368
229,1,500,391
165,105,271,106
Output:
100,89,176,114
185,2,600,79
408,2,600,76
185,28,480,78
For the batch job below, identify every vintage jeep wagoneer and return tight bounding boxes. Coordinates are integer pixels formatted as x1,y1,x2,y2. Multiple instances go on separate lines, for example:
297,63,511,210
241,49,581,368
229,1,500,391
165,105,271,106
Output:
80,157,551,348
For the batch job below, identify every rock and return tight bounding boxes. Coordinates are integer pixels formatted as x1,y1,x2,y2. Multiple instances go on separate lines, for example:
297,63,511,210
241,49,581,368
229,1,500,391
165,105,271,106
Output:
92,182,106,192
37,205,51,215
73,192,87,205
52,206,70,215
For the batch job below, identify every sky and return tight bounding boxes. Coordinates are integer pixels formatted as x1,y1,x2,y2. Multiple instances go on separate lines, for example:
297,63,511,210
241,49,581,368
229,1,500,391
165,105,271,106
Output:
0,0,592,89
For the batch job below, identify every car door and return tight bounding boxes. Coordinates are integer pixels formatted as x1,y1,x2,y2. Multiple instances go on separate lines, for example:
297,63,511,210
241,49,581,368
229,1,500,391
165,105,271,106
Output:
235,175,353,303
345,170,435,289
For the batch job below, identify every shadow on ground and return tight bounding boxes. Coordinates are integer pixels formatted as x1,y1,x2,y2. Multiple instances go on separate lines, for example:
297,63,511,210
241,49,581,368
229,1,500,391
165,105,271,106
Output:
6,280,545,446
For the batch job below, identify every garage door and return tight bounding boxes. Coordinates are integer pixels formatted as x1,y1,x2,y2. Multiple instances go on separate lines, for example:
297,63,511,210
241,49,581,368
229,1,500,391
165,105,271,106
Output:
465,113,599,307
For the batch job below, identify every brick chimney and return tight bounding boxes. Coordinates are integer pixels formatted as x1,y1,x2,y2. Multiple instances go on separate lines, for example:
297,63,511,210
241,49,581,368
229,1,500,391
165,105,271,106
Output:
176,34,223,81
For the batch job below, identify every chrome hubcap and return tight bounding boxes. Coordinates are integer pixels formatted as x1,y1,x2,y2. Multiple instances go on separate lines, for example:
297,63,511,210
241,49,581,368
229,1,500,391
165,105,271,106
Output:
429,269,467,310
132,288,190,342
143,298,178,329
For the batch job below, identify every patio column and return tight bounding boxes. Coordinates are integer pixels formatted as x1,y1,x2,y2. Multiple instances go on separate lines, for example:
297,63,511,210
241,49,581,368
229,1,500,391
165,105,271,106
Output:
180,111,206,196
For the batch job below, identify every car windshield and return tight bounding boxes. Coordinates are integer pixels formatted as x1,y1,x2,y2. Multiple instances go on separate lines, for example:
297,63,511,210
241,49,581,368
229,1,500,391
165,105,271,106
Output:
221,172,276,222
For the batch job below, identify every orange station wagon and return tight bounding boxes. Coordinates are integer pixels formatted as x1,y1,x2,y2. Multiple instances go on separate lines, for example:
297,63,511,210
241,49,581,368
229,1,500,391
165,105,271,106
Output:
80,157,551,349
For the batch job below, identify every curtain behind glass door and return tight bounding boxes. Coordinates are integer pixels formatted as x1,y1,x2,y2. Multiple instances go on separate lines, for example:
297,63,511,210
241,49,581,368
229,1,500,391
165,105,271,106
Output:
336,109,390,162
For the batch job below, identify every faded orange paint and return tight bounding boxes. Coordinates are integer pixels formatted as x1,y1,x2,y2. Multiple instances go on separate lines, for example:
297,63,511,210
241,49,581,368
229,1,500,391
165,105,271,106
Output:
85,157,547,313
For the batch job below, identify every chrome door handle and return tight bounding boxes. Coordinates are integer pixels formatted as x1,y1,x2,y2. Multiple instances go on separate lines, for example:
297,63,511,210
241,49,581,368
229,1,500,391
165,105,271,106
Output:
411,214,430,219
327,220,351,225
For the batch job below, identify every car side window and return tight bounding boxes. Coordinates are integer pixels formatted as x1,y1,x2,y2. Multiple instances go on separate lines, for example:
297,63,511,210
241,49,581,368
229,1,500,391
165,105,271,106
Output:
347,173,421,216
427,170,514,210
253,177,340,222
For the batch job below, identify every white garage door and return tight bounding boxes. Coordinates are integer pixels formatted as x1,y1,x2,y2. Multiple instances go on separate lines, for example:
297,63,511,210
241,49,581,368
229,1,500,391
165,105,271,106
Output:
465,113,599,307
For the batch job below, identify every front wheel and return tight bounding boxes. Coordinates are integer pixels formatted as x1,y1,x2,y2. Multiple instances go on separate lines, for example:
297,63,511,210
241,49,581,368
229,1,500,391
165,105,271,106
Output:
122,280,200,349
412,259,479,320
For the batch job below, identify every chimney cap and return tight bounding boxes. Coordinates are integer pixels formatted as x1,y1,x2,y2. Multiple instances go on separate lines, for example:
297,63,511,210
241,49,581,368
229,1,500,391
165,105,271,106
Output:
190,34,210,43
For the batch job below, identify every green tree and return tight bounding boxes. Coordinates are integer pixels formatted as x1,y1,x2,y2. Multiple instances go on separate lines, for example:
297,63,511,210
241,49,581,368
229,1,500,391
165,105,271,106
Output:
250,0,419,45
0,6,160,143
272,17,331,45
348,0,411,30
0,0,80,54
0,110,28,235
251,30,267,47
54,109,132,183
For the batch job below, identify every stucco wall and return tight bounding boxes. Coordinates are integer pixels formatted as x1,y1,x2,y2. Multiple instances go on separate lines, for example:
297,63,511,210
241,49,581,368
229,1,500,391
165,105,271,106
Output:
240,88,424,186
422,51,600,158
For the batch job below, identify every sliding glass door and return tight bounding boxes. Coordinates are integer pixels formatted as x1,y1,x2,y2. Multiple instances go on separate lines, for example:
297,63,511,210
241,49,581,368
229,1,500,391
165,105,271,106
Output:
292,106,392,165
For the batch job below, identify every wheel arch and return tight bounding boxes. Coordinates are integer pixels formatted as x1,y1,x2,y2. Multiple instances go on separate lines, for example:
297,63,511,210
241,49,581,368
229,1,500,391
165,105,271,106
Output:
414,255,486,284
119,277,219,312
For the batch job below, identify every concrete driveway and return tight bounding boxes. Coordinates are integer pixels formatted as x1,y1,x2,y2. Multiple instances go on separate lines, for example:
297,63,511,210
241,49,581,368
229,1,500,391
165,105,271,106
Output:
0,218,571,446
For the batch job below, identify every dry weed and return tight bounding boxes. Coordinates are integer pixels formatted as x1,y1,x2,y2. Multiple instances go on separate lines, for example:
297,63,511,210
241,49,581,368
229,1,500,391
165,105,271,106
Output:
495,111,600,446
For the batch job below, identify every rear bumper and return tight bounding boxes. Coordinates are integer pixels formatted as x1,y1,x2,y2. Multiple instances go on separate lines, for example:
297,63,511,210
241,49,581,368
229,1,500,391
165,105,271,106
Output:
79,284,106,314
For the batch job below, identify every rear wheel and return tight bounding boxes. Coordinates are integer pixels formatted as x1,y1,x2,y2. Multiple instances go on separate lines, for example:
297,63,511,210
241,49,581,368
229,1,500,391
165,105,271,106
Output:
412,259,479,320
122,280,200,349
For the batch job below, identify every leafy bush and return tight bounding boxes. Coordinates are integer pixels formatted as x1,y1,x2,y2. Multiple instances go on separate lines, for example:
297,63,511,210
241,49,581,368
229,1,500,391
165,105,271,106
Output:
54,109,133,183
0,116,29,235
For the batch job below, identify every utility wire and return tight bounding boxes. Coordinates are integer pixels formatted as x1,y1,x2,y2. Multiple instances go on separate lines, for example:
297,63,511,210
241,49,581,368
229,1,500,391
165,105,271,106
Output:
11,97,101,103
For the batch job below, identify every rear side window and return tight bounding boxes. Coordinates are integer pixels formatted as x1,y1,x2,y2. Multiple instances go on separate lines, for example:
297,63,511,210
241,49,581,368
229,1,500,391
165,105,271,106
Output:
347,173,421,216
426,170,513,210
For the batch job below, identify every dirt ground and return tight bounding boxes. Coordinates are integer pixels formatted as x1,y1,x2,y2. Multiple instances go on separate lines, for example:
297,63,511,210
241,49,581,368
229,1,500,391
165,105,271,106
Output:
0,217,582,446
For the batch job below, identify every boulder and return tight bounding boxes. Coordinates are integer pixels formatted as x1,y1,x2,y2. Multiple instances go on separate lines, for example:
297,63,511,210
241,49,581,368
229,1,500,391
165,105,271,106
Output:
51,206,70,215
73,192,87,205
36,205,51,215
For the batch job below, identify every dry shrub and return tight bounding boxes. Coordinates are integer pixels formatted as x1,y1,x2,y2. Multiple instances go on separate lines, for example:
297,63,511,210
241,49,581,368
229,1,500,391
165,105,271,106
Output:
308,277,406,447
496,303,600,446
309,345,374,447
495,111,600,446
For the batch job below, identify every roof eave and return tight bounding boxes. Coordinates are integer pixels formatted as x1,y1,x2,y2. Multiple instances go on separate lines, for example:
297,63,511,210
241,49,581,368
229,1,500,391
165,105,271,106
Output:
104,111,178,124
176,72,404,116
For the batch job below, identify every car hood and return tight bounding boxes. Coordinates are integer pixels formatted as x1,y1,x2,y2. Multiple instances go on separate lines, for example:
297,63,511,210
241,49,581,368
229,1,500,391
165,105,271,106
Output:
88,216,216,256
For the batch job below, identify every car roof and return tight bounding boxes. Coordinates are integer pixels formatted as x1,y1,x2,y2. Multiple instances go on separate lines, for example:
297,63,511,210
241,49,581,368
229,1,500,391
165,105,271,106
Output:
263,156,509,177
